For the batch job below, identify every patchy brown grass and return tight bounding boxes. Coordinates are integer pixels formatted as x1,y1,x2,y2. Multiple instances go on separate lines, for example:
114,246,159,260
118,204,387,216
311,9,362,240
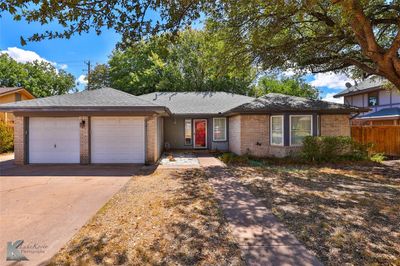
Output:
226,162,400,265
50,168,243,266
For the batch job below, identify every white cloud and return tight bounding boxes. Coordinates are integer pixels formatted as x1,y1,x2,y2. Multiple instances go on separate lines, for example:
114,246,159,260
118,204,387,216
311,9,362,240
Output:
1,47,68,69
77,74,88,85
310,72,352,90
321,93,344,104
282,68,296,77
1,47,50,64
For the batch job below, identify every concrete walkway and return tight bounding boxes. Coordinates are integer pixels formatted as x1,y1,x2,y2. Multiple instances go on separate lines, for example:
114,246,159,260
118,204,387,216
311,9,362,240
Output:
199,157,322,266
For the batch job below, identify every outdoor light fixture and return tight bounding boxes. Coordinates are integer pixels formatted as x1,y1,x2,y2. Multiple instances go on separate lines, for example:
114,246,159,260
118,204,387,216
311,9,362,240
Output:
80,120,86,128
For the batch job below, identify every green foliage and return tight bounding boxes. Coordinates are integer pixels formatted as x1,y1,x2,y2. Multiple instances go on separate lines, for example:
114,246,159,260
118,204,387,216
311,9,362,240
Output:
302,136,369,163
219,152,250,165
370,153,386,163
4,1,400,87
86,64,111,90
0,122,14,153
252,75,319,99
0,54,75,97
108,28,256,95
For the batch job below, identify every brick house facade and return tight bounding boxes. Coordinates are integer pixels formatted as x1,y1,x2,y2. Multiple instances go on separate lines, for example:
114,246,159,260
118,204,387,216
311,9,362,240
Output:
2,89,364,165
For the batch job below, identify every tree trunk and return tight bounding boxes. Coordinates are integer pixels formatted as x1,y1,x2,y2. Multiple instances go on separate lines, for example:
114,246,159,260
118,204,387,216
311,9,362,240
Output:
335,0,400,90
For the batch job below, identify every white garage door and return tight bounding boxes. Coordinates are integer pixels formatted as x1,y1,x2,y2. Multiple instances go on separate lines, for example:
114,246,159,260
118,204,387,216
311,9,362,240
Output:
91,117,145,163
29,117,80,163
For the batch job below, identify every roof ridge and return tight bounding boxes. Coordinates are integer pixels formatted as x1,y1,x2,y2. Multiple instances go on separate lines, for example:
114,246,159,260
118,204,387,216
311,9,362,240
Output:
100,88,162,106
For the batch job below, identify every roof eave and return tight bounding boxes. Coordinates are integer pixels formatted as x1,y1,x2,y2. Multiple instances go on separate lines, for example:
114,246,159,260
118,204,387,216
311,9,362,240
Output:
0,88,35,99
333,85,384,98
224,108,369,115
0,106,169,113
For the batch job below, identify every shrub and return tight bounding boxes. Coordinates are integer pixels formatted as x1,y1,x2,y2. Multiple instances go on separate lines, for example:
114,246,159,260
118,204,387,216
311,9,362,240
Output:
219,152,249,165
0,121,13,153
302,136,369,162
370,153,385,163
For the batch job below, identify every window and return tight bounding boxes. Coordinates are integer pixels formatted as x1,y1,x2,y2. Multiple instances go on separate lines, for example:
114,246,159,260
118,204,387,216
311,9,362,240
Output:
290,115,312,146
270,116,284,146
368,92,379,106
213,117,227,141
184,119,192,145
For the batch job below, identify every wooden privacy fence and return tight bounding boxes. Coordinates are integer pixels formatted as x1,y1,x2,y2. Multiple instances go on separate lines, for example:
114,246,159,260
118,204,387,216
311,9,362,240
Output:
351,125,400,156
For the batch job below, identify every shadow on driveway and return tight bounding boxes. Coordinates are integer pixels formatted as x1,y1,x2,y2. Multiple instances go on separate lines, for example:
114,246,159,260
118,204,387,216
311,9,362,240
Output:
0,160,149,177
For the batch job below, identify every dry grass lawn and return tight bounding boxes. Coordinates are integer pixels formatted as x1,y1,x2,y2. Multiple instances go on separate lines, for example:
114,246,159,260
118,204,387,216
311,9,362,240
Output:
228,162,400,265
50,168,243,266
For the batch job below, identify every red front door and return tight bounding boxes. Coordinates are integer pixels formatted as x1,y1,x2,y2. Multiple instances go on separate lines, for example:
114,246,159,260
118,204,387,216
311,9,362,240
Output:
194,119,207,148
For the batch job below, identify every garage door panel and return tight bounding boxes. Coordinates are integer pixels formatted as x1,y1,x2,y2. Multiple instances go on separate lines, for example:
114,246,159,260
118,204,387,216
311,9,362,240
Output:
91,117,145,163
29,117,80,164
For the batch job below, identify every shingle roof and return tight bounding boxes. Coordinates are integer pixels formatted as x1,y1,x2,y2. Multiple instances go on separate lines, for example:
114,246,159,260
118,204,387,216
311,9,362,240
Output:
0,87,166,111
359,107,400,119
139,92,255,114
334,76,387,98
0,87,23,95
226,93,367,114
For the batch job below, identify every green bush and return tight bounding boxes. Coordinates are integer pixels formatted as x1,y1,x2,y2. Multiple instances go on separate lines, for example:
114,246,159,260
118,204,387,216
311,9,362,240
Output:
219,152,249,165
370,153,385,163
302,136,369,162
0,121,13,153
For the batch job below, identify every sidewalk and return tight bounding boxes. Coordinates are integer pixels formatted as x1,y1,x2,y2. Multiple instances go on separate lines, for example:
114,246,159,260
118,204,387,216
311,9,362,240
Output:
200,157,321,266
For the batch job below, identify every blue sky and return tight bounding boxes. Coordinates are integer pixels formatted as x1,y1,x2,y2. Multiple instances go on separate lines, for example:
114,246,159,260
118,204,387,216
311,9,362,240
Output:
0,12,348,102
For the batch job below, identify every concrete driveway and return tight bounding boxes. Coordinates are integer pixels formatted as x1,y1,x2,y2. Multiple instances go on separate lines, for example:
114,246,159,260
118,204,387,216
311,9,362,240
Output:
0,160,138,265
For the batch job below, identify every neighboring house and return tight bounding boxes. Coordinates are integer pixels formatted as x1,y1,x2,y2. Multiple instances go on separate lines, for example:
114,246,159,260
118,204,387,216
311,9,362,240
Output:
0,87,35,123
0,88,365,165
334,77,400,125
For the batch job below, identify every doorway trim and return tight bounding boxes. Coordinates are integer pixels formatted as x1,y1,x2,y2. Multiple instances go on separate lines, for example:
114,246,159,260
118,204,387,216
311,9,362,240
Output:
193,119,208,149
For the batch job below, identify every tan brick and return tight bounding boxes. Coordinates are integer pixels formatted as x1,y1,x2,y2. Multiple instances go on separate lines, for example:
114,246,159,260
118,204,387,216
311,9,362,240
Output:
79,116,90,164
240,115,269,157
229,115,270,157
14,116,25,165
320,114,350,137
146,116,157,164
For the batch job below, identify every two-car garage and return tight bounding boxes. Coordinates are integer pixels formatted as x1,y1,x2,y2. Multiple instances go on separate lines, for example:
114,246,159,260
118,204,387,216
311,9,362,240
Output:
1,87,167,165
28,117,145,164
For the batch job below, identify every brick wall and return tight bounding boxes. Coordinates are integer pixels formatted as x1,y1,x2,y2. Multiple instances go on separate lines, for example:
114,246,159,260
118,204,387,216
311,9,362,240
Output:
269,146,303,158
240,114,269,157
228,116,241,154
156,117,164,160
320,114,350,136
79,116,90,164
146,116,156,164
14,116,25,165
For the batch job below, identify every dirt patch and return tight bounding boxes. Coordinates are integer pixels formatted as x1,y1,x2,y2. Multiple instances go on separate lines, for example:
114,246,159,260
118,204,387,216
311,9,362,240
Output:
227,163,400,265
50,168,243,265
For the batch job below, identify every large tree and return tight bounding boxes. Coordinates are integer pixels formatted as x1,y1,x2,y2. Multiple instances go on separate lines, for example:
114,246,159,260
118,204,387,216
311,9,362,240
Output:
3,0,400,88
253,75,319,99
86,63,111,90
0,54,75,97
106,28,255,95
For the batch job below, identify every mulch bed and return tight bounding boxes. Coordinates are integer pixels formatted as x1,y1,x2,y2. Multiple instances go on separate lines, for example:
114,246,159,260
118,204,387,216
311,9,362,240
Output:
50,168,243,266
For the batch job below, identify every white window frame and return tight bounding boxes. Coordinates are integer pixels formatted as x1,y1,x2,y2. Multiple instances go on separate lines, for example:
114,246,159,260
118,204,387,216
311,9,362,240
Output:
212,117,227,142
184,119,192,146
289,115,313,146
270,115,284,146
